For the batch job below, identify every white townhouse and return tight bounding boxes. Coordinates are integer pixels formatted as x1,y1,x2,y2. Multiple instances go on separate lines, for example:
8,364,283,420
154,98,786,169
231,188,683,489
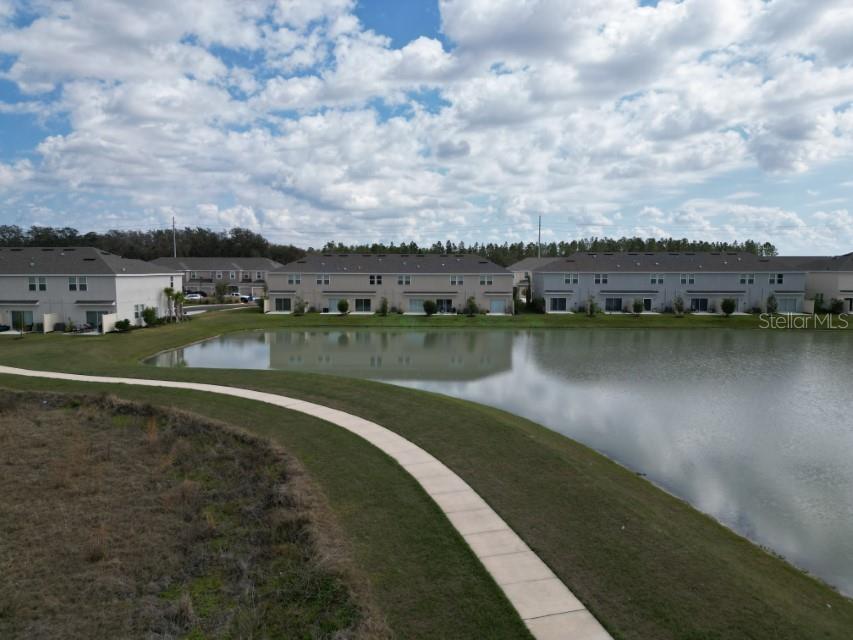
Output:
151,256,283,298
784,253,853,313
265,253,514,315
0,246,182,332
531,252,808,313
507,257,559,301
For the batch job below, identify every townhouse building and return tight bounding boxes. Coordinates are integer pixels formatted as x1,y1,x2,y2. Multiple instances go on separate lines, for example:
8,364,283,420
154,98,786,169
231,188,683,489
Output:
265,253,513,315
785,253,853,313
0,246,181,332
151,257,283,298
507,257,558,301
529,252,807,313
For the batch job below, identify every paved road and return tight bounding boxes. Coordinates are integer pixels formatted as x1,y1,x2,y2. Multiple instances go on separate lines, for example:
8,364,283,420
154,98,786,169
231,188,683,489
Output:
0,364,611,640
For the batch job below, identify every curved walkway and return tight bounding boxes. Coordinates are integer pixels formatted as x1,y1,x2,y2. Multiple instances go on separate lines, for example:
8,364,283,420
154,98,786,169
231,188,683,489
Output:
0,365,611,640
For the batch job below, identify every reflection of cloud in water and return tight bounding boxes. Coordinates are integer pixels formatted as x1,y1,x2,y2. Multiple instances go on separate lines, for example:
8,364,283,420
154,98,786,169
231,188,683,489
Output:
394,330,853,595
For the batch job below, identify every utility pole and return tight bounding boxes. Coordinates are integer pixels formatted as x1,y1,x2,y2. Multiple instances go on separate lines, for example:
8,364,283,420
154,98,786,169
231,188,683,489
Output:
172,216,177,258
537,215,541,259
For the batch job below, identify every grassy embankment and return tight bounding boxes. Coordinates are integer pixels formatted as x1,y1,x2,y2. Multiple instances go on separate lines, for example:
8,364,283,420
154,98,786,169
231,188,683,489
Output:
0,392,380,639
1,308,852,639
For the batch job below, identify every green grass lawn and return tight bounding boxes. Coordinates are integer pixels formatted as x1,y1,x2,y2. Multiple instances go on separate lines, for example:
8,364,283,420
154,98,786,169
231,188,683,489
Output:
1,308,852,639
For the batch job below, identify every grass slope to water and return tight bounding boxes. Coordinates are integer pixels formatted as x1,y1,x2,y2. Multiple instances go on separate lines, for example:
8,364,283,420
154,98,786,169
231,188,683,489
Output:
1,309,852,639
0,392,375,639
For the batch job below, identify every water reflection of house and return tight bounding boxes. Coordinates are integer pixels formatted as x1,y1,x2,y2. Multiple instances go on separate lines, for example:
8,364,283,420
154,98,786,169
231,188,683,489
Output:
266,330,513,380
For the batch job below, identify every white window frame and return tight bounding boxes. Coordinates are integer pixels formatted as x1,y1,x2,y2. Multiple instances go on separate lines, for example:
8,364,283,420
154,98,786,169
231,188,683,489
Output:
316,274,330,285
28,276,47,292
355,298,372,312
190,271,198,279
594,273,608,285
681,273,695,285
479,274,493,286
398,274,411,285
650,273,664,285
256,271,263,280
68,276,77,292
564,273,578,285
369,274,383,285
450,275,464,286
287,273,301,285
216,271,223,280
229,271,236,280
770,273,784,285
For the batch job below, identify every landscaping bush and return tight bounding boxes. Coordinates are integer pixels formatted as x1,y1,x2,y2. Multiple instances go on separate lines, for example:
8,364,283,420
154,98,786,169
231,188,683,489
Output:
389,305,399,314
141,307,158,326
532,297,546,314
378,297,389,316
114,319,132,332
463,296,479,317
213,282,229,303
814,293,825,313
293,298,307,316
673,295,685,316
423,300,437,316
255,298,265,311
337,299,349,315
586,296,598,317
632,299,644,314
829,298,844,314
721,298,737,316
513,298,523,315
766,294,778,314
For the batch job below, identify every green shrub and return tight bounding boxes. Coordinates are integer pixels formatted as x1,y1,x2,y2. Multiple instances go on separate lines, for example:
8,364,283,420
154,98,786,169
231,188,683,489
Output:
293,298,307,316
463,296,479,317
586,296,598,317
337,299,349,315
141,307,158,326
632,299,644,314
814,293,825,313
829,298,844,314
213,282,228,304
532,297,546,314
115,319,132,331
378,297,389,316
721,298,736,316
423,300,437,316
673,295,685,316
766,294,778,314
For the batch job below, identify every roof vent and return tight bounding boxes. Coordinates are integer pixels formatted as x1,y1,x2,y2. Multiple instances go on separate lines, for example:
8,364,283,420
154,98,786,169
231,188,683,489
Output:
41,248,53,252
478,260,488,264
645,253,654,256
83,258,96,262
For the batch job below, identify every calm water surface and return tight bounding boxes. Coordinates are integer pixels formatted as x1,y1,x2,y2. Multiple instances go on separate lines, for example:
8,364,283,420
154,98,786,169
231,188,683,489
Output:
146,328,853,595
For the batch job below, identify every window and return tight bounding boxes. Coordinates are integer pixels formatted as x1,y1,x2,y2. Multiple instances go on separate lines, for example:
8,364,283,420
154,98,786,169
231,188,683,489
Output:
650,273,664,285
408,298,424,312
680,273,695,285
216,271,223,279
316,274,330,285
190,271,198,279
436,298,453,313
450,275,464,285
274,298,291,312
28,276,46,292
594,273,608,285
68,276,88,291
287,273,301,285
740,273,755,285
355,298,372,312
229,271,236,279
564,273,578,285
479,274,493,285
691,298,709,312
770,273,784,285
397,274,411,285
256,271,263,280
134,304,144,319
604,297,623,312
369,274,383,285
549,297,568,312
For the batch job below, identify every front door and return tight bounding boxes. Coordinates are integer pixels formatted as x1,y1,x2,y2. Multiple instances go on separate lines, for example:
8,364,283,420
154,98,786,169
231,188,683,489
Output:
11,310,33,331
643,298,652,312
846,298,853,312
436,298,453,313
604,297,622,312
86,311,106,329
691,298,708,312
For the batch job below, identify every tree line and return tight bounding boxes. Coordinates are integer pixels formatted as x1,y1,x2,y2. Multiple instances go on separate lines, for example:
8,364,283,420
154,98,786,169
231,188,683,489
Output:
0,224,778,267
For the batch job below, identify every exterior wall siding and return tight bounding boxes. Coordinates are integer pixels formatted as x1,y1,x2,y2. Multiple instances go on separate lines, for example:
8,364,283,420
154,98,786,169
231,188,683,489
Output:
0,273,181,329
181,270,267,297
533,270,808,313
266,271,513,314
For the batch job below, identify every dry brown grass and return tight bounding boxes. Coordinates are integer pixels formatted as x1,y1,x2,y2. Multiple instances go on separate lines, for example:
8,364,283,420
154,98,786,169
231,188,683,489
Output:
0,391,386,639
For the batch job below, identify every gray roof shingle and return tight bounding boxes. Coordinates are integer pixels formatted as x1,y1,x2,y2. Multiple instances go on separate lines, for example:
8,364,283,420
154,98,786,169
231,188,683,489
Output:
531,251,824,273
152,257,283,271
276,253,510,274
0,247,180,275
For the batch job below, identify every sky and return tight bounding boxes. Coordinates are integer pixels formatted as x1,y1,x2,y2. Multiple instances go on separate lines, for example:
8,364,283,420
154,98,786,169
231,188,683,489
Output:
0,0,852,254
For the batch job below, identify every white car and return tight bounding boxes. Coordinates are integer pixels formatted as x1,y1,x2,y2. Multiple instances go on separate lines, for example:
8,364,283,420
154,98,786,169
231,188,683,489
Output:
185,293,204,302
239,294,255,303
